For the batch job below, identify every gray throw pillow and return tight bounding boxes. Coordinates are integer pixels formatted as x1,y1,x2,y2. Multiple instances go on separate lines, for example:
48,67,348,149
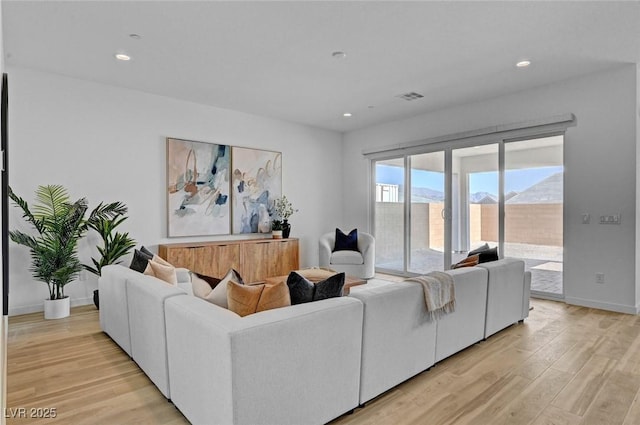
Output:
287,271,345,304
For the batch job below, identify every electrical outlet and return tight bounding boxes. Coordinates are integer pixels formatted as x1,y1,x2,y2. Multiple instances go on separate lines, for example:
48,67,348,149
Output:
596,273,605,284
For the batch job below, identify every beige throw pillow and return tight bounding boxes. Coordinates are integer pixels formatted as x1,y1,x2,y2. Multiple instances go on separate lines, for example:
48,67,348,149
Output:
256,281,291,313
227,281,264,317
191,274,214,299
227,280,291,317
205,268,244,308
152,255,172,267
143,259,178,285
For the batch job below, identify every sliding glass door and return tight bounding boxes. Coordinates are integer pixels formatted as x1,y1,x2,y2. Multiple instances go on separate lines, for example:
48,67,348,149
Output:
372,134,564,297
408,152,445,274
374,158,405,273
451,144,499,266
504,136,564,297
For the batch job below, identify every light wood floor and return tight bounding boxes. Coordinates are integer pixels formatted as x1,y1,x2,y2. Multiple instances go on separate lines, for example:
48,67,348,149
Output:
7,299,640,425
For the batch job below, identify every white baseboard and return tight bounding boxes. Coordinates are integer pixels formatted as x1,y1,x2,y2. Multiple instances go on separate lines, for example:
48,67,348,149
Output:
564,296,638,315
9,297,94,317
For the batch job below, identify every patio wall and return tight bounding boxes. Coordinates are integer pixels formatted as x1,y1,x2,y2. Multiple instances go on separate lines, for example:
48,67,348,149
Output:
481,204,562,246
376,202,562,263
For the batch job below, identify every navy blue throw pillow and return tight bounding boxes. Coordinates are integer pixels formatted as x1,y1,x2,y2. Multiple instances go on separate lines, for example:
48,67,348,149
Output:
467,243,489,257
478,247,499,263
287,272,346,304
140,245,154,258
130,248,153,273
334,228,358,252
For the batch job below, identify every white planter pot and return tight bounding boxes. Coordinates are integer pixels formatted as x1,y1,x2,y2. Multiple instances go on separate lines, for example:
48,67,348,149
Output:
44,297,70,320
272,230,283,239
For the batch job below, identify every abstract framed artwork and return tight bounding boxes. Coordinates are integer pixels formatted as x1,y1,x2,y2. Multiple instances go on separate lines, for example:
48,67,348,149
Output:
231,147,282,234
167,138,231,237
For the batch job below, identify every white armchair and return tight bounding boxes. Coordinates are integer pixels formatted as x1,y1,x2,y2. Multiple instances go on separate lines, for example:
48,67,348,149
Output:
319,231,375,279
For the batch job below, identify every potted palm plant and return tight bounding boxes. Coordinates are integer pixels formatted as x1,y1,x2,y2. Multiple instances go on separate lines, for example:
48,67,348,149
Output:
83,205,136,309
8,185,126,319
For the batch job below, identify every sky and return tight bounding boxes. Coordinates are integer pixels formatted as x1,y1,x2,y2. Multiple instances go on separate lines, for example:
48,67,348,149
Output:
376,164,563,195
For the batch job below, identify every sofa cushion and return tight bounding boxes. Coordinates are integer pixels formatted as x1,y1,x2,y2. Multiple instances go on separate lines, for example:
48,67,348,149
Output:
194,272,221,289
227,281,264,317
452,254,480,269
467,243,489,257
256,281,291,312
478,247,499,263
227,280,291,317
331,250,364,265
144,259,178,285
130,248,153,272
152,255,172,267
287,272,315,304
191,273,217,299
140,245,154,257
205,268,244,308
287,272,345,304
295,267,337,282
334,228,358,252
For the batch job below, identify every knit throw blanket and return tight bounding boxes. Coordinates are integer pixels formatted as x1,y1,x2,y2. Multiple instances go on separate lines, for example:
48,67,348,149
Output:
405,271,456,319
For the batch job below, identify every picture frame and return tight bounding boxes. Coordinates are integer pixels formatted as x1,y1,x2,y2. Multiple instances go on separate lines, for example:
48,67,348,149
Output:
166,138,231,237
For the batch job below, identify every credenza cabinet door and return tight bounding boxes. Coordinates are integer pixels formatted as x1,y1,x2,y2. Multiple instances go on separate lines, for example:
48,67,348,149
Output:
159,238,299,283
193,244,240,277
276,239,300,275
159,246,195,271
241,240,279,283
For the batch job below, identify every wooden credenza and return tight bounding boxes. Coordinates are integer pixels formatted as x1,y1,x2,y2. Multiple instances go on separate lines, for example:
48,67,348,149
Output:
158,238,299,283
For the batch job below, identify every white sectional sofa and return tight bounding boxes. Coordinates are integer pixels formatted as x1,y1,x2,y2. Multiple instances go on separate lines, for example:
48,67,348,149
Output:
434,267,490,362
165,295,363,425
478,258,529,338
99,258,530,425
349,259,529,405
99,265,191,398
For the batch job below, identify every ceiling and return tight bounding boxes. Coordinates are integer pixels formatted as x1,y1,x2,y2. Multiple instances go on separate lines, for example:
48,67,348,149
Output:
3,1,640,133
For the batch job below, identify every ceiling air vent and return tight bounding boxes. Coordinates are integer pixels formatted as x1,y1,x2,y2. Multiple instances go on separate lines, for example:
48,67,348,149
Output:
396,92,424,101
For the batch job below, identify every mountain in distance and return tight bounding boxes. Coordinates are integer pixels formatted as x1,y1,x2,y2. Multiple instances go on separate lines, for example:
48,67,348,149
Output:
411,186,444,202
410,187,516,204
469,192,496,203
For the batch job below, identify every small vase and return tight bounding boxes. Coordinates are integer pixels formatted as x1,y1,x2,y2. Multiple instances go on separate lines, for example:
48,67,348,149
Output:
272,230,283,239
282,220,291,238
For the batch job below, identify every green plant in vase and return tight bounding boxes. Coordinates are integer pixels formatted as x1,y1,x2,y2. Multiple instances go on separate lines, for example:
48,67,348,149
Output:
9,185,128,318
83,204,136,277
83,204,136,309
271,219,283,239
272,196,298,238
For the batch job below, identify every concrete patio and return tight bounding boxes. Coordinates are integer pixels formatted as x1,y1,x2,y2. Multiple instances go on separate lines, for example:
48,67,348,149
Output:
377,242,563,296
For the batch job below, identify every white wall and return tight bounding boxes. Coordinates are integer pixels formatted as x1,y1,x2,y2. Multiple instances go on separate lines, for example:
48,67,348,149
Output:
637,64,640,310
343,65,638,314
7,67,343,315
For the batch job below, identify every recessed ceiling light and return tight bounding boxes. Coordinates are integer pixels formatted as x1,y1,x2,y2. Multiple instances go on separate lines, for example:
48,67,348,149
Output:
332,51,347,59
516,60,531,68
129,34,142,40
343,113,352,117
115,53,131,61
